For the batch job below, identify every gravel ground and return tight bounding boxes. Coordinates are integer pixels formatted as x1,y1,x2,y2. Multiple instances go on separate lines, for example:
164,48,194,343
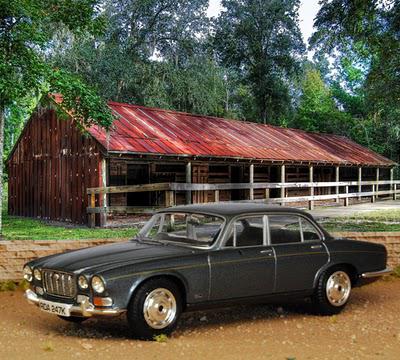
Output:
1,279,399,360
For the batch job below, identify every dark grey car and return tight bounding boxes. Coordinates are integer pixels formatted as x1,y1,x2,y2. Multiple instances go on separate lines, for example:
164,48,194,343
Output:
24,203,391,339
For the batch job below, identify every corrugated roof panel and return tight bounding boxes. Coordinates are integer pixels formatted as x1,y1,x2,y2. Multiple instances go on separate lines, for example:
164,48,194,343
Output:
85,101,394,166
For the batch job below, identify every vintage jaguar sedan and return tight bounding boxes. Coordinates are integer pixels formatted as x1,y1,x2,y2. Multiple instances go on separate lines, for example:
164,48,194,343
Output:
24,203,391,339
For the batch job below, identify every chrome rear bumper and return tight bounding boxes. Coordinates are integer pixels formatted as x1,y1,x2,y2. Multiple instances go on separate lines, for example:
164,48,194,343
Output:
25,289,125,317
361,267,392,279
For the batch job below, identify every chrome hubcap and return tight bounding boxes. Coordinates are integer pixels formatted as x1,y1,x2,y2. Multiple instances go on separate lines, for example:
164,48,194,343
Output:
326,271,351,307
143,288,177,329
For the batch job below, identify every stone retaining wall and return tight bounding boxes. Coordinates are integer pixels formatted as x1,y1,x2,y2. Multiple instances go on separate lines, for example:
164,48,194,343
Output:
0,238,129,281
0,233,399,281
333,232,400,269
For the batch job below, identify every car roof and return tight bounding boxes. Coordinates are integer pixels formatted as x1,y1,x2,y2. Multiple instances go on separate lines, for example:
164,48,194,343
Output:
159,202,311,218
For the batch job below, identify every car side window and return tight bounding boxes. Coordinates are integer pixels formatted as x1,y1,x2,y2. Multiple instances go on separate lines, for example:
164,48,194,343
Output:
301,218,322,241
269,215,302,245
225,216,265,247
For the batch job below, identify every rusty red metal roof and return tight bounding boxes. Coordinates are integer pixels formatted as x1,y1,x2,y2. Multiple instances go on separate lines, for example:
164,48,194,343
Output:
85,101,394,166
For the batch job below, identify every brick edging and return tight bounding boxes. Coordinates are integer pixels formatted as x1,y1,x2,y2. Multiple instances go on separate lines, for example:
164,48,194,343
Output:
1,233,399,281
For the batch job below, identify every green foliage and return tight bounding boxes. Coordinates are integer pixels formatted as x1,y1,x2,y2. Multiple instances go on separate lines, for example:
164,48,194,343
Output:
0,0,113,123
310,0,400,162
214,0,305,124
153,334,168,343
294,67,349,133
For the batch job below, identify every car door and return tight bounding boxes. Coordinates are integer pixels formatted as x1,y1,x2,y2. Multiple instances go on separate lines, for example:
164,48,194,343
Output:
209,215,276,300
269,214,329,293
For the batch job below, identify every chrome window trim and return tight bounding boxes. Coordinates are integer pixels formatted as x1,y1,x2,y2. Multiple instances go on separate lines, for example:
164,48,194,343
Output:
221,214,266,249
137,211,226,250
267,212,324,246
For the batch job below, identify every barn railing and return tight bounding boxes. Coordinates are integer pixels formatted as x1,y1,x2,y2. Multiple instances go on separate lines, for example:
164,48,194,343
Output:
86,180,400,227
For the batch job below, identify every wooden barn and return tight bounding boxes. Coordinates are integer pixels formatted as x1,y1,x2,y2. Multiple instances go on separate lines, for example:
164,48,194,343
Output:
7,96,396,227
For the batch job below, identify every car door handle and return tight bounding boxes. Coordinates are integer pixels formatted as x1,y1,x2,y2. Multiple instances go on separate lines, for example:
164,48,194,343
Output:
260,249,273,255
310,244,323,250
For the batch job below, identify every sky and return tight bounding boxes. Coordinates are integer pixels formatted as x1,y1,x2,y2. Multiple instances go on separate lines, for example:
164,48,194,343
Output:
207,0,321,47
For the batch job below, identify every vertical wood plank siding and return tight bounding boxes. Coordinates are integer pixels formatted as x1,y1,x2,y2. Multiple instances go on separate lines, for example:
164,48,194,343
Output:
8,109,103,224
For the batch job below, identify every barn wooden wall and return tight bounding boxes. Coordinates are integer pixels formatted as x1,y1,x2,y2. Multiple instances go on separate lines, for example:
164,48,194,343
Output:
8,108,103,224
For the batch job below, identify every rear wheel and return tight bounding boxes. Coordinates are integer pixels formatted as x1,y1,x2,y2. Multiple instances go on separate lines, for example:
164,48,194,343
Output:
312,267,352,315
127,278,182,340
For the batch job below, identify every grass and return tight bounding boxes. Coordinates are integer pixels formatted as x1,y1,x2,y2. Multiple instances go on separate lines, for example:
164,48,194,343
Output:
320,209,400,232
2,212,139,240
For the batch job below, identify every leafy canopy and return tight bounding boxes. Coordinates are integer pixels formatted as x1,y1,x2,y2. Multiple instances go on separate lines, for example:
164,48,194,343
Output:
214,0,305,124
0,0,113,129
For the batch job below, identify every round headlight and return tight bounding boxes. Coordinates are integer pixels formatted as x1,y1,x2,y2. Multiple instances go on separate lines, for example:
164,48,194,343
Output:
91,276,105,294
33,268,41,281
23,266,33,282
78,275,89,289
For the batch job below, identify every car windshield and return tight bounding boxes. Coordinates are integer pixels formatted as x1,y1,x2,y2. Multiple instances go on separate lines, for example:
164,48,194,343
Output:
137,212,224,247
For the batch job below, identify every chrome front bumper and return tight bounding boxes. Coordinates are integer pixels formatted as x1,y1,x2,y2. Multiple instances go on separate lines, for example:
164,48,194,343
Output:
25,289,125,317
361,267,392,279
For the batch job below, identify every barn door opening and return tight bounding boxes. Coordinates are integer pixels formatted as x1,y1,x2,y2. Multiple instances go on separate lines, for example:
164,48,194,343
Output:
231,165,244,200
127,164,150,206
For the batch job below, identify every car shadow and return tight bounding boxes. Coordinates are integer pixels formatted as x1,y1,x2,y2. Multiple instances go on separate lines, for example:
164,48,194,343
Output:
42,283,390,341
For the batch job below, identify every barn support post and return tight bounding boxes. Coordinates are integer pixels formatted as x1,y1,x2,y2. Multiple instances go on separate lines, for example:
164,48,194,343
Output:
165,190,175,207
308,165,314,210
215,190,220,202
88,193,96,228
344,185,349,207
186,162,192,204
249,164,254,200
335,166,340,203
99,159,107,227
280,164,285,205
391,168,395,200
358,167,362,201
374,167,380,202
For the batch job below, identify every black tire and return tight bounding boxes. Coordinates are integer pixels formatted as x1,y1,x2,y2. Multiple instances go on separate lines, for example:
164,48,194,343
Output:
127,278,183,340
312,266,352,315
58,315,87,323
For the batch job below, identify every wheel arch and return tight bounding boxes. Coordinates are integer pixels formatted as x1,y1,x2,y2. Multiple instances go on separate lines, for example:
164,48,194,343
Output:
313,262,359,289
127,273,188,310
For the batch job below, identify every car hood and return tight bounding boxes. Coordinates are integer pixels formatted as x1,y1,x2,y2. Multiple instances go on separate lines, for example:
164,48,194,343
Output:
30,241,196,274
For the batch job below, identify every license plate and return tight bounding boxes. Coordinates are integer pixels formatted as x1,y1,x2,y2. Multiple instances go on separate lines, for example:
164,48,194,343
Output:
38,300,72,317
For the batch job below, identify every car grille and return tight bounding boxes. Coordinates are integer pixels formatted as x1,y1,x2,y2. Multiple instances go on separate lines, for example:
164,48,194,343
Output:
42,270,76,298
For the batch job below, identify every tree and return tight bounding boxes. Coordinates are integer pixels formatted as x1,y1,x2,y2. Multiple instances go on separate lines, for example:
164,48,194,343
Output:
295,67,350,134
0,0,114,234
310,0,400,161
213,0,305,124
51,0,230,116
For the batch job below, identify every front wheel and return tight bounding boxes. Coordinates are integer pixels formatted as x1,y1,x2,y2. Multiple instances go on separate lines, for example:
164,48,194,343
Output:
127,278,182,340
312,267,352,315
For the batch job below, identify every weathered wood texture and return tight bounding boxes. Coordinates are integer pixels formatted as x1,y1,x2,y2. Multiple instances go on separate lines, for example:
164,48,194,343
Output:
8,108,103,224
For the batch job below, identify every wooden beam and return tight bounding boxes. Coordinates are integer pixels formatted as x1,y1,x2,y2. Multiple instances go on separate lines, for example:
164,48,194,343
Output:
358,167,362,201
309,165,314,210
280,165,285,205
99,159,107,227
165,190,175,207
335,166,340,203
88,193,96,228
249,164,254,200
87,179,400,194
215,190,220,202
186,162,192,204
376,168,380,201
391,168,395,200
344,185,349,206
87,206,160,214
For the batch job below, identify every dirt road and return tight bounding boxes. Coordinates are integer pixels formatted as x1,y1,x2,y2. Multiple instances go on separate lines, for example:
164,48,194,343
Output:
1,279,399,360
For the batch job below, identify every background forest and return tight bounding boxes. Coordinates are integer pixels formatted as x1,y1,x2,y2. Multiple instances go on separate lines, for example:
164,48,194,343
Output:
3,0,400,165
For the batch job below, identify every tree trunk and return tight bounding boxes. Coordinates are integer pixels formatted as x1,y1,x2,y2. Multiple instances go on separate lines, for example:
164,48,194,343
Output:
0,108,4,236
